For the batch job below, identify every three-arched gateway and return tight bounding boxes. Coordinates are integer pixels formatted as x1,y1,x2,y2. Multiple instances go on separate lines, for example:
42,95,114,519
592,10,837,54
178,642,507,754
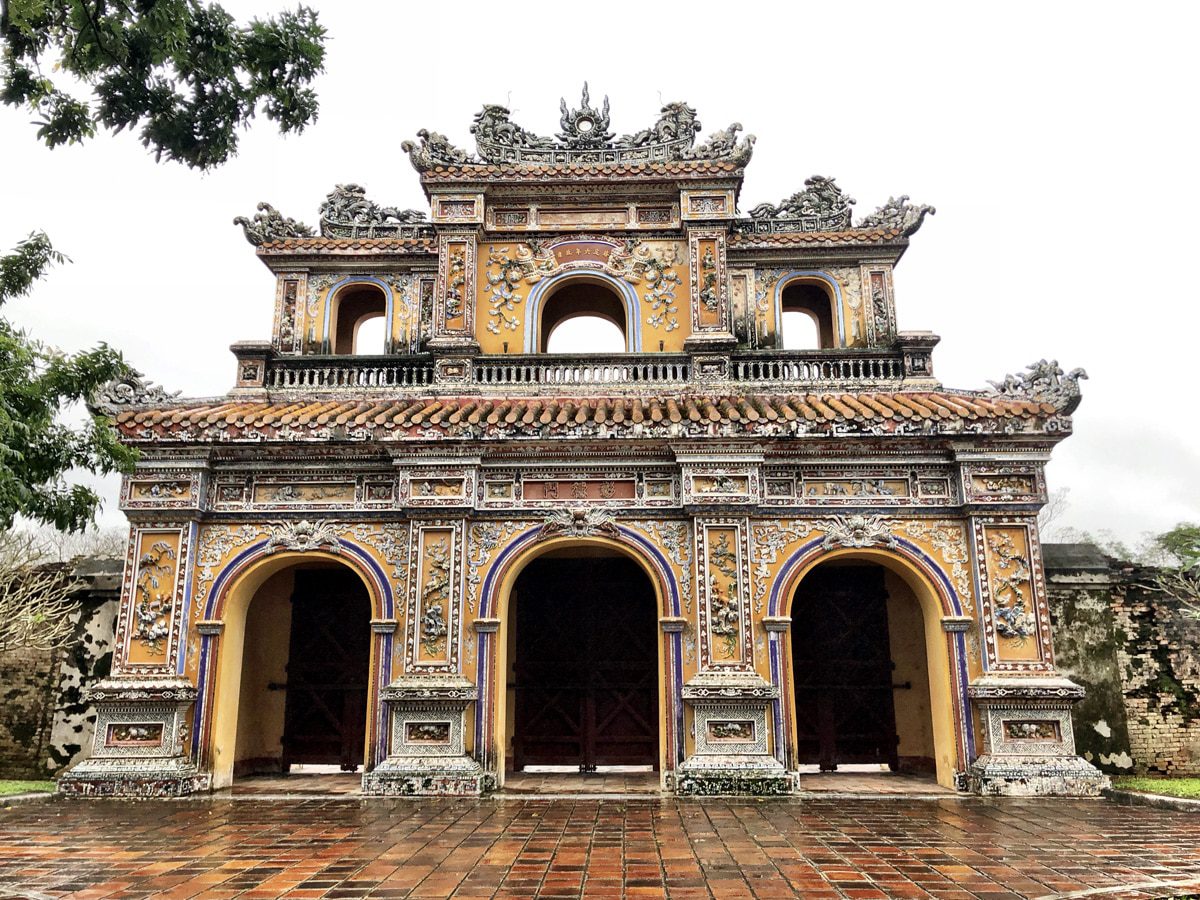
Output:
62,88,1107,798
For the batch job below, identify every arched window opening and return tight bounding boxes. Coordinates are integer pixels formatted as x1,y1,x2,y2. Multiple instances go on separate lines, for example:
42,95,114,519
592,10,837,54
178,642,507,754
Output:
331,285,388,355
539,279,628,353
781,281,835,349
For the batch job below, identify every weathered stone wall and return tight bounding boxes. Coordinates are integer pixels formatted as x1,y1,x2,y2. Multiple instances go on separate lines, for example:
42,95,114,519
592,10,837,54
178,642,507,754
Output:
0,644,60,778
1046,544,1200,776
0,558,121,777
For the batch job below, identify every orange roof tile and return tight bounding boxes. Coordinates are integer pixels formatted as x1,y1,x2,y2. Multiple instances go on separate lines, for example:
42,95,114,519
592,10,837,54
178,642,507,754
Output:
113,390,1065,443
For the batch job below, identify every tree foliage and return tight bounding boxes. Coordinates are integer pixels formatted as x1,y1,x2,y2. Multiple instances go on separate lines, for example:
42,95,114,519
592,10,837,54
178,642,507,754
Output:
0,231,137,531
0,0,326,539
1,0,326,169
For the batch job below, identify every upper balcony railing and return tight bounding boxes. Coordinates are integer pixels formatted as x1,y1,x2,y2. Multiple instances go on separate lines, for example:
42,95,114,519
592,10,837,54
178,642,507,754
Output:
247,344,932,396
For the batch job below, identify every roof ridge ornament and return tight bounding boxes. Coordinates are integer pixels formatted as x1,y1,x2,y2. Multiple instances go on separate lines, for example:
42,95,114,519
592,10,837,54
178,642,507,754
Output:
858,196,937,237
987,360,1088,414
402,128,476,172
747,175,856,231
88,368,180,414
318,183,428,238
739,177,936,237
233,202,313,245
557,83,613,149
408,89,751,169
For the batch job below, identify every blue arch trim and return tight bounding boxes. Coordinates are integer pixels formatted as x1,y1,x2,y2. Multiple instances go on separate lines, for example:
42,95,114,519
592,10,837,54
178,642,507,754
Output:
773,270,846,347
767,537,963,619
523,270,642,352
203,538,395,621
320,276,395,354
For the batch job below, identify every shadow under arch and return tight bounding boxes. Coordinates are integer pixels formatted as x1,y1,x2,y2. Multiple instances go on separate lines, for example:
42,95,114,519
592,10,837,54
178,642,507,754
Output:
524,270,643,353
768,539,973,788
475,526,683,784
195,542,396,788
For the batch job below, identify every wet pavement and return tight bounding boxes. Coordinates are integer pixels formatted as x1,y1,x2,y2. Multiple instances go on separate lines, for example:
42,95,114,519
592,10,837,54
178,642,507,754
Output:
1,793,1199,899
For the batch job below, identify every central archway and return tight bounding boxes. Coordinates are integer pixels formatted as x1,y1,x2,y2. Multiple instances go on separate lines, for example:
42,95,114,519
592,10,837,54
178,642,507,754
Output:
509,550,659,771
483,533,676,785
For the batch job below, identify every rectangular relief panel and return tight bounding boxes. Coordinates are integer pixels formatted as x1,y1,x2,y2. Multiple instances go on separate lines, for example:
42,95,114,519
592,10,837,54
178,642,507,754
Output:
864,267,896,344
696,520,753,669
435,235,476,339
431,194,484,224
681,190,736,221
275,275,305,353
964,464,1046,504
975,520,1053,669
689,231,728,332
122,527,188,670
122,472,202,510
408,523,462,670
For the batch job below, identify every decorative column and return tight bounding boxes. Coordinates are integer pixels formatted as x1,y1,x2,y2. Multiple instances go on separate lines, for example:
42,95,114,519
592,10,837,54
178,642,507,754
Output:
675,516,791,795
683,227,737,354
361,518,485,795
59,485,208,795
964,515,1108,795
428,228,480,360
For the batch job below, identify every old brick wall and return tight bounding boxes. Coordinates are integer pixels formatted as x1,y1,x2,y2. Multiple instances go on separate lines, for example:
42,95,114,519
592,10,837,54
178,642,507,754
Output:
1112,569,1200,775
0,557,121,778
1046,544,1200,776
0,644,61,778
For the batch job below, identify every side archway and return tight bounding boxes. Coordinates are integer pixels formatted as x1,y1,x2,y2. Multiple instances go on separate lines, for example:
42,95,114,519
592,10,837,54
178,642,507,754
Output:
196,544,394,788
768,541,971,789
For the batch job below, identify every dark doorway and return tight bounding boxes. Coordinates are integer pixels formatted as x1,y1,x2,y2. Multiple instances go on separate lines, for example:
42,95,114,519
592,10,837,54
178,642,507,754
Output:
512,554,658,771
281,568,372,771
791,565,900,771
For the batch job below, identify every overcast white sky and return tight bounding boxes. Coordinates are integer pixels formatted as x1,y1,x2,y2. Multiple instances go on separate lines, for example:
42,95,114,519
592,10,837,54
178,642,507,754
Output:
2,2,1198,543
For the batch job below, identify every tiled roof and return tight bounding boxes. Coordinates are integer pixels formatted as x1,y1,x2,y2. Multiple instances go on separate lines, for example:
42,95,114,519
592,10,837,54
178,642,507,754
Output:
114,391,1062,443
420,160,743,181
728,228,904,247
257,237,437,255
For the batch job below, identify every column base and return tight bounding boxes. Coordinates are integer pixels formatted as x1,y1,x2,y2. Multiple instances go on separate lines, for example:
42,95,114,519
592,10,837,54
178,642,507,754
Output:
968,753,1110,797
673,757,795,796
58,756,211,798
362,756,490,797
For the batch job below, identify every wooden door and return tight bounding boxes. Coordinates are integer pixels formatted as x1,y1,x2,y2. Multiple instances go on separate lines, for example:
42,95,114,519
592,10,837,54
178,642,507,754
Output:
512,557,658,770
281,569,371,771
791,566,900,771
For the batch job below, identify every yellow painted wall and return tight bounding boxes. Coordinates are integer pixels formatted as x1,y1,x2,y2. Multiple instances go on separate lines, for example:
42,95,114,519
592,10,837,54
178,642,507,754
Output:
234,569,293,773
884,570,936,769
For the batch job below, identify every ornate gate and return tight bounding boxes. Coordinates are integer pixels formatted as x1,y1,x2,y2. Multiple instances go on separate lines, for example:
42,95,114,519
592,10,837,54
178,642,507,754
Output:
791,565,900,771
281,568,372,771
512,556,658,770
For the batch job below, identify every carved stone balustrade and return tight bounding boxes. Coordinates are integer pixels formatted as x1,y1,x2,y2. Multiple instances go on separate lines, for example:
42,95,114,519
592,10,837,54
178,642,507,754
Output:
251,348,920,398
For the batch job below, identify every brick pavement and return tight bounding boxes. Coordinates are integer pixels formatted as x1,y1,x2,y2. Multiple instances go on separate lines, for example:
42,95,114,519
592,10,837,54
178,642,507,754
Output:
1,795,1199,899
